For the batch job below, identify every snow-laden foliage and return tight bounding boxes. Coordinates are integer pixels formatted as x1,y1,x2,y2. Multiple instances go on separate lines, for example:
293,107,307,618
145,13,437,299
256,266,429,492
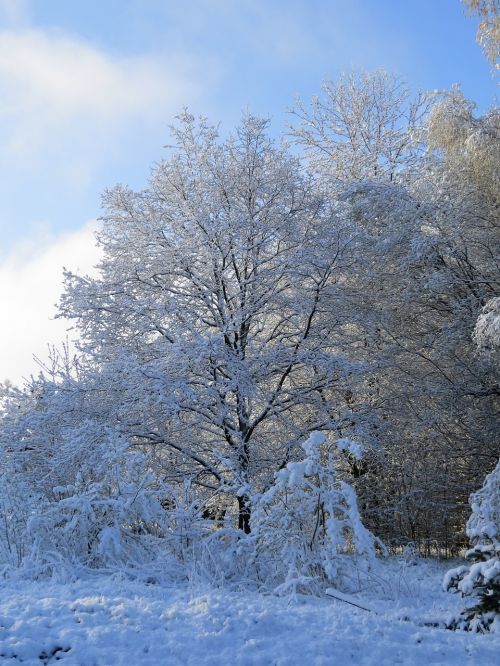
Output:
0,372,172,577
251,432,385,595
444,460,500,633
1,401,383,594
27,430,167,575
428,89,500,205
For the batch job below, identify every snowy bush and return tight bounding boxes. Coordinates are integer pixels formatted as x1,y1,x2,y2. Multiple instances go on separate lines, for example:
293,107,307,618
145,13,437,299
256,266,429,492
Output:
444,459,500,633
251,432,386,595
20,426,169,577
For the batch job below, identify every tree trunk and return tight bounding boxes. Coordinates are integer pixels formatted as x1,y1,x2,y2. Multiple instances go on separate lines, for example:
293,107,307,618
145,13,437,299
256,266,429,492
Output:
237,495,251,534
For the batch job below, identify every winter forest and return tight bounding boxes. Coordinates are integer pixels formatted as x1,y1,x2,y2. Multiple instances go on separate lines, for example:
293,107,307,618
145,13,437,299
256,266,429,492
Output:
0,1,499,664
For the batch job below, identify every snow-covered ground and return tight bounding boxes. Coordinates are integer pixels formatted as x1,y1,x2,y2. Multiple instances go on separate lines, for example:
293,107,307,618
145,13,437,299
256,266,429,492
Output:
0,559,498,665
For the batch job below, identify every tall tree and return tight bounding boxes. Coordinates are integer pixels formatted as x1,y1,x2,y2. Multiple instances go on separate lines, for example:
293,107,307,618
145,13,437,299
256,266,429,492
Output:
58,113,355,532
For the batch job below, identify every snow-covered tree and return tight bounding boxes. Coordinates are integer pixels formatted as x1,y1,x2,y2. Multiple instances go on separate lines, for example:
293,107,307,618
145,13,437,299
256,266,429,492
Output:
444,459,500,632
291,75,499,552
289,70,430,188
56,113,356,533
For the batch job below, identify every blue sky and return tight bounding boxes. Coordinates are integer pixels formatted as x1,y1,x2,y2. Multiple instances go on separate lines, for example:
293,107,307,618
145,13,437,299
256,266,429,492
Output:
0,0,496,252
0,0,497,382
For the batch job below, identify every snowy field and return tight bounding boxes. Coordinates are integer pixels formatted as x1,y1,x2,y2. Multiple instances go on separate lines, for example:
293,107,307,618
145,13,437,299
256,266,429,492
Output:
0,559,498,665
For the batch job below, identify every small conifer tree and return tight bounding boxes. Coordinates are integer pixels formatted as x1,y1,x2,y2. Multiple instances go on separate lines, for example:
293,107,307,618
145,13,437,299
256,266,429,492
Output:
444,460,500,632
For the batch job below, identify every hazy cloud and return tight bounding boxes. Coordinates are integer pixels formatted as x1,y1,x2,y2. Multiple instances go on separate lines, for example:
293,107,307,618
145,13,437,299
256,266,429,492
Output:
0,28,208,179
0,0,29,25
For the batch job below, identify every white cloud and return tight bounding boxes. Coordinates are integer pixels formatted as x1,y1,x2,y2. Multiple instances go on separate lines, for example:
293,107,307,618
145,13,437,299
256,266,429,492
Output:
0,221,101,385
0,28,207,177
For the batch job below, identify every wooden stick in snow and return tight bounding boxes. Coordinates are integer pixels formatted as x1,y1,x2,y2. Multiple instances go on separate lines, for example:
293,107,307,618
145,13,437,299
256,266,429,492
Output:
325,588,377,614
